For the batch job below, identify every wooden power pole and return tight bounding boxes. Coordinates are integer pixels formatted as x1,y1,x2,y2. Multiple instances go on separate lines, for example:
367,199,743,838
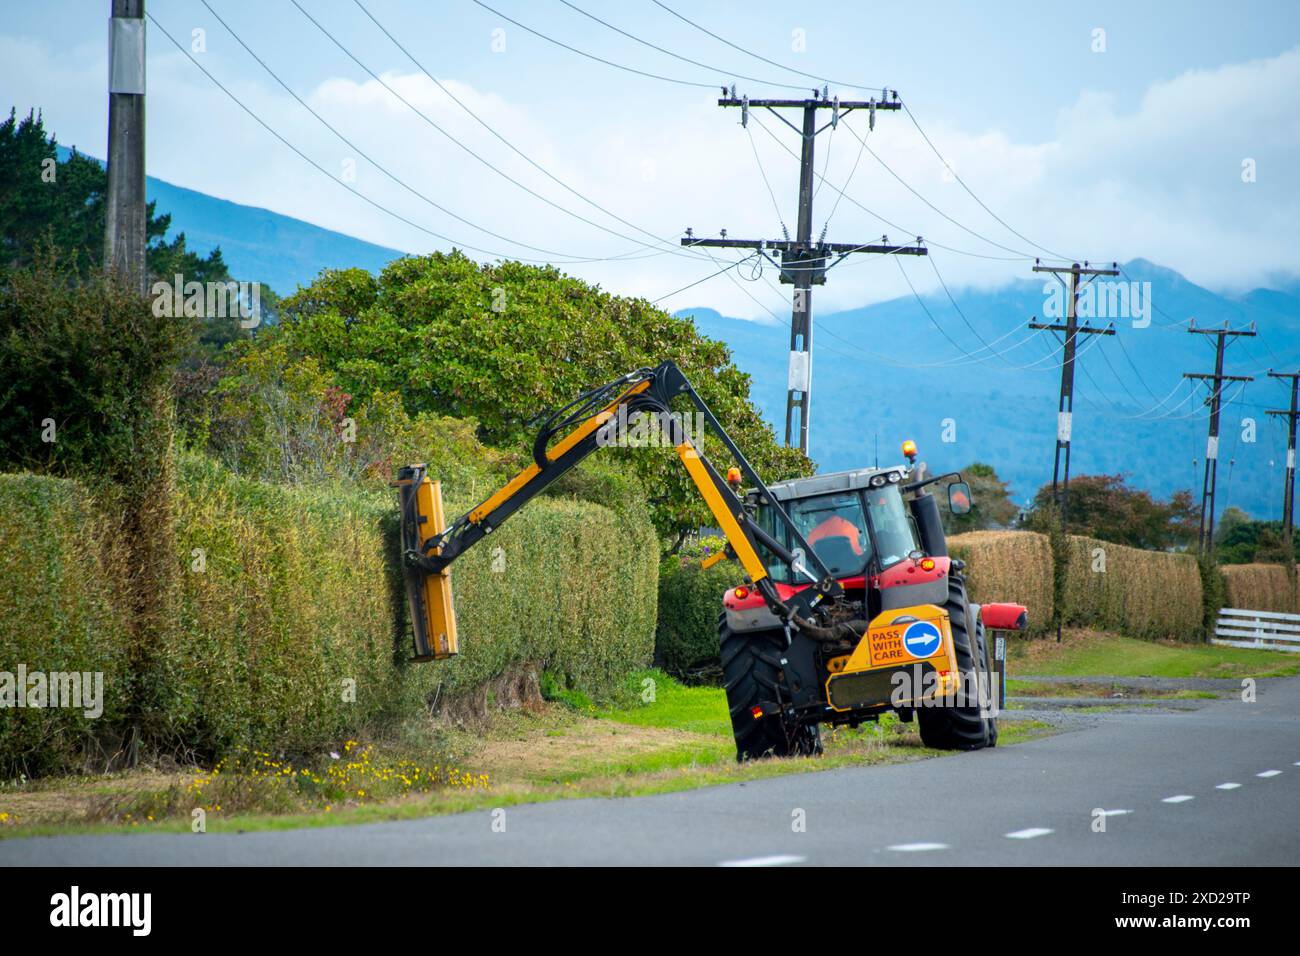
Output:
1028,261,1118,534
683,89,926,455
105,0,147,294
1267,370,1300,559
1184,321,1256,553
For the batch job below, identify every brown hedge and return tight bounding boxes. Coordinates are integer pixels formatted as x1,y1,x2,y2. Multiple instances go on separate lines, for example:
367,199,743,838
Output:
1220,563,1297,614
947,531,1054,636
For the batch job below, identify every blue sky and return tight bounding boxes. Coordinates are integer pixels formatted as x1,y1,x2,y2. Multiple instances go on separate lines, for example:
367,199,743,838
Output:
3,1,1299,315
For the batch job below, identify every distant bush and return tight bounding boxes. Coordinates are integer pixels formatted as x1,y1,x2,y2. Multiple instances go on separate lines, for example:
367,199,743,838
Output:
0,475,131,777
655,556,744,680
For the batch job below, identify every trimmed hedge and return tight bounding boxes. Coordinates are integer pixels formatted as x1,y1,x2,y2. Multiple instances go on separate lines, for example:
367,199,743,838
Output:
1059,535,1202,641
949,530,1204,641
0,475,131,776
948,531,1054,636
655,556,744,678
1,455,659,772
1220,563,1296,614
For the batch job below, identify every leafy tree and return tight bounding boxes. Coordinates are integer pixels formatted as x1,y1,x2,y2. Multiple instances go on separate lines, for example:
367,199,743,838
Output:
1026,473,1197,550
1217,513,1299,564
0,249,194,481
939,461,1018,534
234,253,810,539
0,108,253,367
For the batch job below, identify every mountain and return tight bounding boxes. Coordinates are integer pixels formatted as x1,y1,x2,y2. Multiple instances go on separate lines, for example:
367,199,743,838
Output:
53,145,1296,521
679,259,1300,520
56,146,404,294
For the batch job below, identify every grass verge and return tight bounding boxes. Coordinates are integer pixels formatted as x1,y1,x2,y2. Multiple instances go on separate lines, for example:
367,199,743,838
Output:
1008,628,1300,679
0,670,1055,838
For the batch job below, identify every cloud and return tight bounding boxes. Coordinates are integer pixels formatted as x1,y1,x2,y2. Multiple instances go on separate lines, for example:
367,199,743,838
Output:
2,23,1295,317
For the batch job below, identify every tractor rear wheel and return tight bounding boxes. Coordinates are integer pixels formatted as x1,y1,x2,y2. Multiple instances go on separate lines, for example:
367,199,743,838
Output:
916,573,997,751
719,613,822,761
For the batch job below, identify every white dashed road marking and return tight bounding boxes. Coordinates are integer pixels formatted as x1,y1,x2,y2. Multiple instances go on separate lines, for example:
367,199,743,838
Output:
718,854,805,867
1162,795,1195,803
1257,770,1282,778
1216,783,1242,790
1005,828,1054,839
886,842,949,852
1096,809,1132,817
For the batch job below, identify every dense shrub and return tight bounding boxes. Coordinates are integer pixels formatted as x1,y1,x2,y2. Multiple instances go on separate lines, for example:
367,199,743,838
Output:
655,555,744,679
1,454,659,771
160,454,658,758
0,475,131,776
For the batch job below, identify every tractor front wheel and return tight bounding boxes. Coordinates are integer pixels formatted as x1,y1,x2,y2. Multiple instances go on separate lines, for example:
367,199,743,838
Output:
719,613,821,761
916,572,998,751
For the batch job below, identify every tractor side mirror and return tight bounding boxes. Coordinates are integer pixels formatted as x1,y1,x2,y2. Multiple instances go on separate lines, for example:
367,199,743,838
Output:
947,481,973,515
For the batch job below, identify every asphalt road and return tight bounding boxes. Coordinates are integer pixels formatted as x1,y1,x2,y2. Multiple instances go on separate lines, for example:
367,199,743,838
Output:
4,675,1299,866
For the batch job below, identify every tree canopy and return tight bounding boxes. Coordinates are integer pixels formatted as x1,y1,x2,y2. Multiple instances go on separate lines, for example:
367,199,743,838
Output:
1026,473,1198,550
221,252,811,539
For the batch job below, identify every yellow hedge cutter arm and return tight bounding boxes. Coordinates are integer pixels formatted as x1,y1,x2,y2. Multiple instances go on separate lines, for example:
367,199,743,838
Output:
394,361,840,662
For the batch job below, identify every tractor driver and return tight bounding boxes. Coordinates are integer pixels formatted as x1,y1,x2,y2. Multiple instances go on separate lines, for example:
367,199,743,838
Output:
806,511,866,556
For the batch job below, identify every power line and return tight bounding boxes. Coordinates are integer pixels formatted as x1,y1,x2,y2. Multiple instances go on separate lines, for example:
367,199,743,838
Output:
197,0,628,264
839,118,1044,260
469,0,716,88
644,1,1076,263
351,0,704,259
647,0,888,94
650,254,760,304
292,0,716,261
749,112,1028,263
901,104,1076,263
147,12,609,265
558,0,847,94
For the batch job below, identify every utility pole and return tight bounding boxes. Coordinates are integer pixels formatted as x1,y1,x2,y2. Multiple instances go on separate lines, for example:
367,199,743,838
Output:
1184,321,1256,553
1028,261,1116,644
683,89,927,455
105,0,147,295
1266,370,1300,559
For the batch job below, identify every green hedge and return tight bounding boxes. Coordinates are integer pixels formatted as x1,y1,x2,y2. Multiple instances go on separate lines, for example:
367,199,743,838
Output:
655,556,744,679
1,455,659,772
0,475,131,776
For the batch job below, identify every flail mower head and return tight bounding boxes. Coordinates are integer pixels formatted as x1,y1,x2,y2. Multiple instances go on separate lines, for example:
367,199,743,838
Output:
394,464,458,661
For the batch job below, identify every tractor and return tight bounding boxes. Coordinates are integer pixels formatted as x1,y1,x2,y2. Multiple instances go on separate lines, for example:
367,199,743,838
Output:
716,452,1026,760
394,361,1026,762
